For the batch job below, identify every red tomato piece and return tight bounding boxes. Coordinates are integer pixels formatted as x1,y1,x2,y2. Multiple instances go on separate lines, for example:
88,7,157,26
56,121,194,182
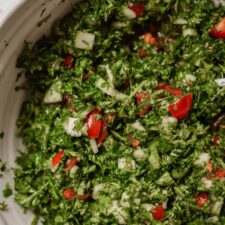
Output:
194,193,208,207
164,85,183,96
213,136,220,146
152,204,164,221
96,118,108,144
64,156,78,173
209,17,225,39
155,83,167,90
129,2,145,17
51,150,64,167
84,108,102,138
63,188,76,200
206,161,213,173
64,55,73,69
215,168,225,179
168,94,193,120
76,193,90,201
138,49,148,58
136,92,151,116
131,138,141,148
144,33,157,46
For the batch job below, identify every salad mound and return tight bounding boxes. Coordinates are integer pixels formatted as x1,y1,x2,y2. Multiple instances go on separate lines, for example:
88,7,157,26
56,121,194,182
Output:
15,0,225,224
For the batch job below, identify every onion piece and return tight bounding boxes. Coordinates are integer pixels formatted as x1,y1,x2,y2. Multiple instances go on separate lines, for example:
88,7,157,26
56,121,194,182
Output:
215,78,225,87
132,121,146,131
63,117,83,137
96,77,128,100
43,80,62,104
194,152,210,166
89,138,99,154
75,31,95,50
183,28,197,37
174,18,188,25
122,6,136,19
105,64,114,87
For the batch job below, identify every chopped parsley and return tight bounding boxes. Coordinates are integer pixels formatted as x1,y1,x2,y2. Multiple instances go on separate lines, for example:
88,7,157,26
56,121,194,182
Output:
14,0,225,224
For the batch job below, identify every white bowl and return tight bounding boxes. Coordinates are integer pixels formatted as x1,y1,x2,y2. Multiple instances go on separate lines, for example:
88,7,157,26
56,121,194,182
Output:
0,1,77,224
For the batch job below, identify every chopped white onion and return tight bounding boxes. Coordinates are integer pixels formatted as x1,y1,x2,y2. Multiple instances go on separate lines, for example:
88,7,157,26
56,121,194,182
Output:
132,121,146,131
186,74,196,82
162,201,167,209
133,149,145,159
142,203,154,211
201,177,213,189
89,138,99,154
205,216,219,223
194,152,210,166
63,117,83,137
75,31,95,50
43,80,62,104
174,18,188,25
161,116,178,130
105,64,114,87
133,198,141,205
183,28,197,37
118,158,136,170
123,6,136,19
92,183,107,200
120,192,130,208
215,78,225,87
96,77,128,100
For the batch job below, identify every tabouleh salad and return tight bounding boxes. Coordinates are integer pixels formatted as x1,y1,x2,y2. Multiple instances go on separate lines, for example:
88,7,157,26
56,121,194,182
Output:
14,0,225,224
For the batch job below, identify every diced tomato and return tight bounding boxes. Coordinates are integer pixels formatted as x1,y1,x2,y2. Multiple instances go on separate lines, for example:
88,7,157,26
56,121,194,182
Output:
82,72,90,81
209,17,225,39
155,83,167,90
164,85,183,96
152,204,164,221
51,150,64,167
84,108,102,138
168,94,193,120
131,138,141,148
194,193,208,207
76,193,90,201
63,188,76,200
129,2,145,17
213,136,220,146
64,55,73,69
96,118,108,144
138,49,148,58
205,161,213,173
136,92,151,116
124,79,130,87
64,156,78,173
144,33,157,46
214,168,225,179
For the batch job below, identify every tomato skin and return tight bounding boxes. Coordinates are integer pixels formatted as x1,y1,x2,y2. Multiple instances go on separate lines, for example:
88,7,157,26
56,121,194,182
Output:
209,17,225,39
64,55,73,69
63,188,76,200
64,156,78,173
136,92,151,116
215,168,225,179
194,193,208,207
131,138,141,148
96,118,108,144
129,2,145,17
51,150,64,167
164,85,183,96
168,94,193,120
152,204,164,221
85,109,102,138
144,33,157,46
76,193,90,201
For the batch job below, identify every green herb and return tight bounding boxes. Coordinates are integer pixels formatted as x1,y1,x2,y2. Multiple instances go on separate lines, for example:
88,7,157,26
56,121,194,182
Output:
0,201,8,211
3,183,12,198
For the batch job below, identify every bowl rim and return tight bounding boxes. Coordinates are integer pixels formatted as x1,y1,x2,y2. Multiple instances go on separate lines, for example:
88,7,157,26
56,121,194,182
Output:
0,0,26,29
